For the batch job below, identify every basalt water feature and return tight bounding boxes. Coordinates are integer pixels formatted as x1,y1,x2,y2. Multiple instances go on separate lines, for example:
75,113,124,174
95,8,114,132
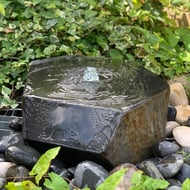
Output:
22,56,169,168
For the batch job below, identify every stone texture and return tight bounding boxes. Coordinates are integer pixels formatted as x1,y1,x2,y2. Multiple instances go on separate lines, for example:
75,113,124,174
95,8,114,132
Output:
167,106,177,121
175,105,190,125
167,186,181,190
169,83,188,106
165,121,180,137
22,55,169,166
173,126,190,147
0,178,6,190
6,165,29,182
156,154,184,179
0,132,24,153
73,161,108,190
9,117,22,131
137,161,164,179
167,179,181,187
5,144,41,167
153,141,180,158
176,163,190,183
0,162,16,178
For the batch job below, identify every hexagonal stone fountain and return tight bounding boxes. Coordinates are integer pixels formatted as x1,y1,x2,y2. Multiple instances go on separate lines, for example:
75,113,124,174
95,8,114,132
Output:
22,56,169,167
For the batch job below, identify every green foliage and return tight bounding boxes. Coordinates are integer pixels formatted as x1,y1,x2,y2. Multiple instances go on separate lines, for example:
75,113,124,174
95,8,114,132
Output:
171,0,190,10
182,178,190,190
130,170,169,190
96,168,127,190
44,172,70,190
0,85,18,108
29,146,61,185
1,0,190,108
6,180,42,190
0,3,5,16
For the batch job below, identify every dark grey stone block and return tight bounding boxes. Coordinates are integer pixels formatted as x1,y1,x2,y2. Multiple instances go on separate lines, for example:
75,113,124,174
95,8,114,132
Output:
22,56,169,166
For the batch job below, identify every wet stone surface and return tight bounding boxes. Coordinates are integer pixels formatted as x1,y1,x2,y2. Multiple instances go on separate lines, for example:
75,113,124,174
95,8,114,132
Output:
0,79,190,189
22,55,169,166
153,141,180,157
73,160,108,190
5,144,41,167
156,154,184,179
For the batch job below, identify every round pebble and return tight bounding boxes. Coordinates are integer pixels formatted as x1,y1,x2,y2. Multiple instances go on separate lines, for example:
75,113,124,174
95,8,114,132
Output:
138,160,164,179
156,154,184,179
74,161,108,190
176,163,190,183
6,165,29,182
153,141,180,158
165,121,180,137
167,178,182,187
167,186,181,190
173,126,190,147
175,105,190,125
169,83,189,106
0,132,24,153
0,162,16,178
167,106,177,121
5,144,41,167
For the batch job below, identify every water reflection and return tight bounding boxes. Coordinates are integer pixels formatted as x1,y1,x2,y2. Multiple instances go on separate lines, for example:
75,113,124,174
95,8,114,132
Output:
25,56,167,110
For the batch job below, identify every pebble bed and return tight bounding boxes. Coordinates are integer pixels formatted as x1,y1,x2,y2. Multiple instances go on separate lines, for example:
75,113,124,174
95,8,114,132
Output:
0,82,190,190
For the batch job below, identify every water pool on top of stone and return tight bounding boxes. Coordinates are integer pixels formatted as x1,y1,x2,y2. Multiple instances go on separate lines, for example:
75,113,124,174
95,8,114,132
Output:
22,56,169,166
25,56,167,110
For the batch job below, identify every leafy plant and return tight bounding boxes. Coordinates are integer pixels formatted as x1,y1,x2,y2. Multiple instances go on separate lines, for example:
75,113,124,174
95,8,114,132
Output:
1,0,190,108
44,172,70,190
5,145,190,190
96,168,127,190
5,146,61,190
182,178,190,190
5,146,127,190
130,170,169,190
29,146,61,185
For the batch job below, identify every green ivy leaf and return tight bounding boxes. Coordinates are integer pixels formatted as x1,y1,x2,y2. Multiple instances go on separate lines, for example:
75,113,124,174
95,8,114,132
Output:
29,146,61,185
132,0,143,9
165,28,180,48
43,45,57,55
5,180,42,190
130,170,169,190
108,49,123,60
85,10,97,19
96,35,108,51
96,168,127,190
0,3,5,16
46,19,57,29
182,178,190,190
178,28,190,51
32,0,43,6
179,51,190,62
44,172,69,190
1,85,11,96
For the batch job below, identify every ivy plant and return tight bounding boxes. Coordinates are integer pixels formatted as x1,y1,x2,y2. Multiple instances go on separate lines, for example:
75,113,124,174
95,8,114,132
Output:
1,0,190,108
5,145,190,190
4,146,170,190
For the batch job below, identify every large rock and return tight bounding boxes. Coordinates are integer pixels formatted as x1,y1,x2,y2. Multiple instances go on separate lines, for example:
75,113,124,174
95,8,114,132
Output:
22,56,169,167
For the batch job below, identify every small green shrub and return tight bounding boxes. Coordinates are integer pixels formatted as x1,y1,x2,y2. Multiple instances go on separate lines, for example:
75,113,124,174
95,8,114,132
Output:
1,0,190,108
